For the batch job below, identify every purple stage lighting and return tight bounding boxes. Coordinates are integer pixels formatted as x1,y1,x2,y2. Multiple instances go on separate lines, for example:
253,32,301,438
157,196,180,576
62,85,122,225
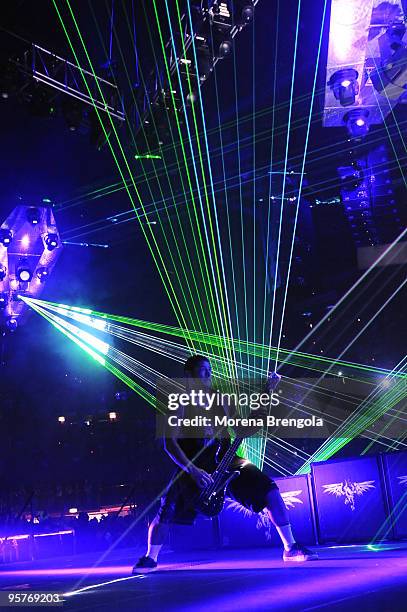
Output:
328,69,359,107
16,260,32,282
36,266,49,282
1,205,62,330
344,109,370,139
6,316,18,331
26,207,41,225
0,263,6,280
45,233,58,250
0,228,12,246
21,234,30,249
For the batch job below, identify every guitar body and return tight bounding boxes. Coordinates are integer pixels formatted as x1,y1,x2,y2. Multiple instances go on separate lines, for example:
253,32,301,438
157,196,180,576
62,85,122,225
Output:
194,470,240,517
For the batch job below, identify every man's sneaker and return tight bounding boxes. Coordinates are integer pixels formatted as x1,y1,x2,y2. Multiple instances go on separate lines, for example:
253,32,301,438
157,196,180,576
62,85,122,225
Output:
132,555,158,573
283,543,318,562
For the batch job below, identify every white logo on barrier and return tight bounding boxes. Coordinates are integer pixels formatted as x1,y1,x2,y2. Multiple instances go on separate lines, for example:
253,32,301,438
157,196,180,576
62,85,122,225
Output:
397,475,407,486
281,490,304,509
322,479,375,511
226,490,304,541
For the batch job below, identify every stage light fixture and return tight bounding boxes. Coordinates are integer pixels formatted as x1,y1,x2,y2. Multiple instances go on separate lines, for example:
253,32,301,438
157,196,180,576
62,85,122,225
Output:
45,233,58,250
21,234,30,249
58,416,66,423
212,29,233,58
0,293,7,308
26,207,41,225
0,264,6,280
0,229,12,246
328,69,359,107
234,0,254,25
6,317,18,331
210,1,233,58
108,411,117,421
344,109,369,139
16,260,32,283
36,266,49,282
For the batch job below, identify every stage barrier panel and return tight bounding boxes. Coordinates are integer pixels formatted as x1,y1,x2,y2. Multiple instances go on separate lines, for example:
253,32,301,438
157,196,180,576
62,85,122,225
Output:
311,455,388,544
382,451,407,539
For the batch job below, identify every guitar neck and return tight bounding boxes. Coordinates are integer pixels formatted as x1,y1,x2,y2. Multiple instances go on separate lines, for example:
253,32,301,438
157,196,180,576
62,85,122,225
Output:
214,373,280,476
216,436,244,475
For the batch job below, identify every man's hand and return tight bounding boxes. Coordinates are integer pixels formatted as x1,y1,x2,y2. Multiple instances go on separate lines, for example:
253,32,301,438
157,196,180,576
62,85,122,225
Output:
188,466,214,489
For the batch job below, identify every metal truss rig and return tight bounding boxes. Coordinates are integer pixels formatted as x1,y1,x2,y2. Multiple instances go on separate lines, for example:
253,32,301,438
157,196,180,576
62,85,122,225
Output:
15,44,125,122
135,0,261,134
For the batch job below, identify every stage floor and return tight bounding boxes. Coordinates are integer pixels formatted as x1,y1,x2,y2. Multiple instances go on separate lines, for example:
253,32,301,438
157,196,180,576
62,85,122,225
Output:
0,544,406,611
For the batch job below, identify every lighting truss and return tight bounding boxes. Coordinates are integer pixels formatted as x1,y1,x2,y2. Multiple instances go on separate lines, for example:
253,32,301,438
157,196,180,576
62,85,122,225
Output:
16,44,125,121
135,1,261,134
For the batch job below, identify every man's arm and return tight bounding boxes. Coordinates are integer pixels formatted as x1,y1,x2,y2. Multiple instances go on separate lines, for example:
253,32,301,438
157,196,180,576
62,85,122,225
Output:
163,438,213,488
222,372,281,437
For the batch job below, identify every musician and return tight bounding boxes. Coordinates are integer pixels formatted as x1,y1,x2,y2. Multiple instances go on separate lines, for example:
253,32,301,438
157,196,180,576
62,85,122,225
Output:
133,355,317,572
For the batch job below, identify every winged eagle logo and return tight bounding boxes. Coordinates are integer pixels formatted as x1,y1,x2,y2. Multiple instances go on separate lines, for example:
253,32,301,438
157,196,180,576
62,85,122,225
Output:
225,490,303,540
281,490,304,509
322,479,375,511
397,475,407,486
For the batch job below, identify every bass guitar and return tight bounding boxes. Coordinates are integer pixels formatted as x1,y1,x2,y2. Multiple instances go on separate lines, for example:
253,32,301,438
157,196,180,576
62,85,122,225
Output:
193,372,281,517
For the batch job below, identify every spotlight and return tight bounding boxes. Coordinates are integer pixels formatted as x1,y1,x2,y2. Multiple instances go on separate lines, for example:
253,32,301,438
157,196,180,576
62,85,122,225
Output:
6,317,18,332
69,507,78,514
234,0,254,25
45,233,58,250
21,234,30,249
328,69,359,106
0,293,7,308
108,411,117,421
344,109,369,139
36,266,49,282
16,260,32,283
27,207,41,225
58,416,66,424
0,229,12,246
210,2,233,58
212,29,233,58
0,264,6,280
